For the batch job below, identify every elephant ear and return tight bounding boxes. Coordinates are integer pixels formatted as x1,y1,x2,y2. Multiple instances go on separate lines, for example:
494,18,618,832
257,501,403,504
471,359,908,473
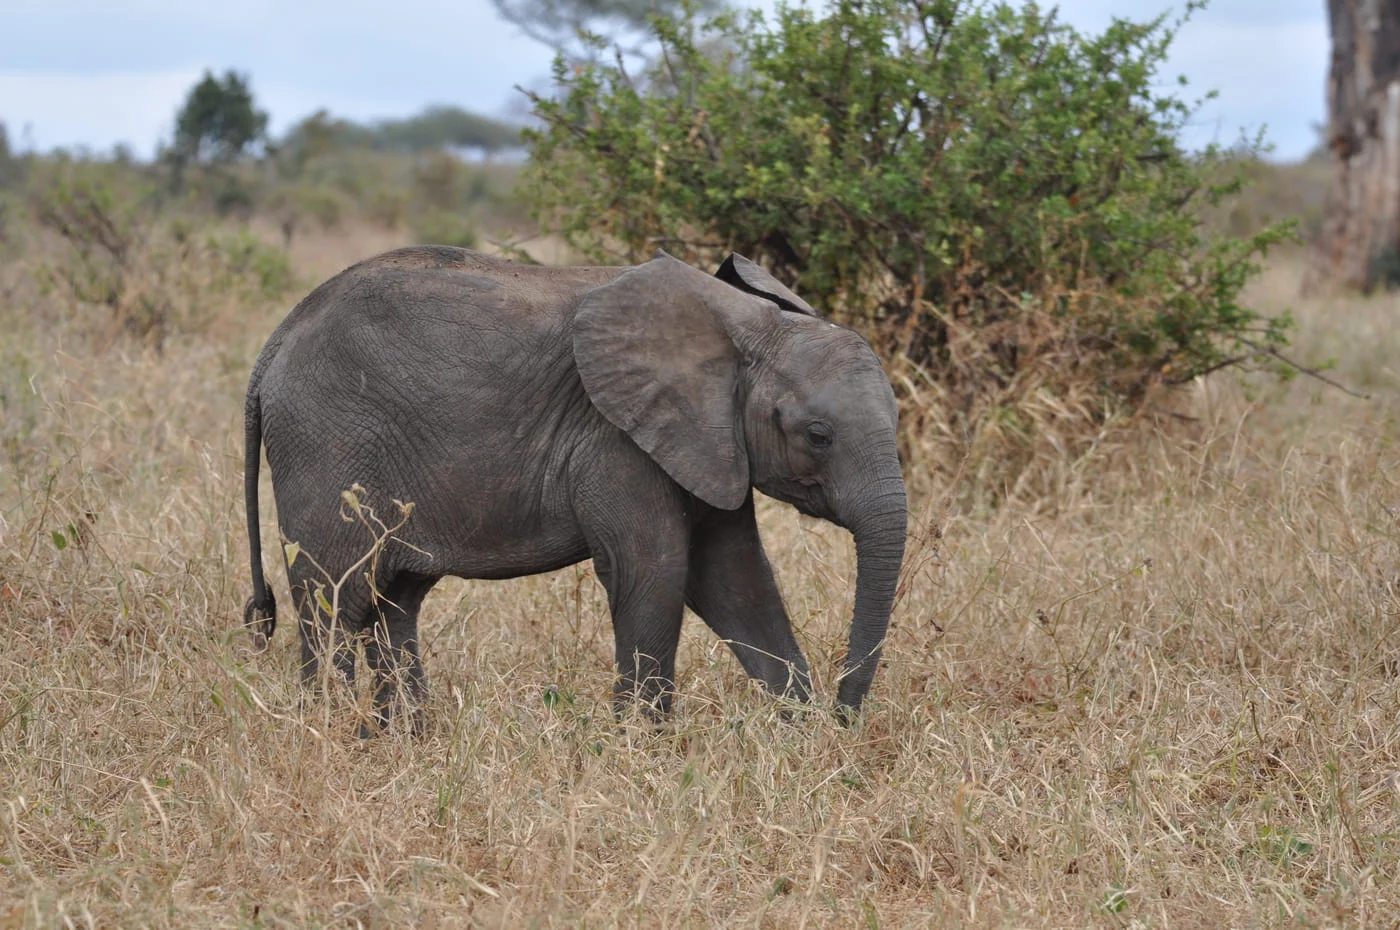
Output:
715,253,819,317
574,251,772,510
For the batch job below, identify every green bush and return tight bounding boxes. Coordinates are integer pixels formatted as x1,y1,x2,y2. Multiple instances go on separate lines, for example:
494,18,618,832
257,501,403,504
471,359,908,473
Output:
27,163,292,346
267,181,347,245
1197,153,1329,242
523,0,1296,484
202,227,293,297
0,122,24,190
260,140,526,240
413,209,480,249
28,161,155,314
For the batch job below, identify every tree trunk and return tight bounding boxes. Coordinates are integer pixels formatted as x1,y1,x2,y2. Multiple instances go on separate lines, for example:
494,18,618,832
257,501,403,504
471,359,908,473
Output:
1306,0,1400,294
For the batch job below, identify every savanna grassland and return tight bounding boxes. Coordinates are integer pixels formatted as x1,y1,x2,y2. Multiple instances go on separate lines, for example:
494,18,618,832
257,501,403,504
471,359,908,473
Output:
2,218,1400,929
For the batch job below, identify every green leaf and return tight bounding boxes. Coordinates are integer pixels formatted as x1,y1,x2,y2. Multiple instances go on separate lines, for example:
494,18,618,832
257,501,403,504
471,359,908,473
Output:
1100,884,1129,914
1256,826,1315,865
51,530,67,551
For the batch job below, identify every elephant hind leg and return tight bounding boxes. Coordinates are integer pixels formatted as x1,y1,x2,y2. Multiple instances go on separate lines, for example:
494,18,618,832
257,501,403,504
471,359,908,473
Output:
363,571,438,736
287,560,363,694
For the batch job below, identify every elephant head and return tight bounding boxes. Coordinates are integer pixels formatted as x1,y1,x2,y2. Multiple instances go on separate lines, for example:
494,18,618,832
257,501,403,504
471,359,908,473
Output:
574,251,907,714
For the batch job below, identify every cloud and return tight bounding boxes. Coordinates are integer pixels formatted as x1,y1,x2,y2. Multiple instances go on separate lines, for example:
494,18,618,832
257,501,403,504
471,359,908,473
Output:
0,0,557,156
0,69,203,154
1168,19,1330,158
1027,0,1328,159
0,0,1331,161
1052,0,1322,29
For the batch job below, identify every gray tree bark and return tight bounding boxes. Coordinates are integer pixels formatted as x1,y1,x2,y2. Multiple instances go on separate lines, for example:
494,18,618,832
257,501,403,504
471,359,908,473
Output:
1306,0,1400,294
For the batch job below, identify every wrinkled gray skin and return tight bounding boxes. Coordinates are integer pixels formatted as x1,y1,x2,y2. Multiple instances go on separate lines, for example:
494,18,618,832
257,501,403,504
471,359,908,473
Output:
243,246,906,730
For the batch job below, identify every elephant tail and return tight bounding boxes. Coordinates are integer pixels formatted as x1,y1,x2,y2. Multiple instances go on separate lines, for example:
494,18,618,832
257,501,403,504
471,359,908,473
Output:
243,373,277,649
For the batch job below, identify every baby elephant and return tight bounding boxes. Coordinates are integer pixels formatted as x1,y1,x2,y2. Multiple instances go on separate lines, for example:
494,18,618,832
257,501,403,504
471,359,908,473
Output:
242,246,906,730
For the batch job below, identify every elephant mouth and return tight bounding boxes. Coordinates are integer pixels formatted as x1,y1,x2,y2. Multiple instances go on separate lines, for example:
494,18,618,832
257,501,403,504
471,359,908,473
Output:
761,477,831,522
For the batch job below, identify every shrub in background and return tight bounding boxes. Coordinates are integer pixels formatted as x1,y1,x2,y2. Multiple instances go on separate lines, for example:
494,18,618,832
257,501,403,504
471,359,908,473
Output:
523,0,1297,498
413,209,480,249
27,162,292,348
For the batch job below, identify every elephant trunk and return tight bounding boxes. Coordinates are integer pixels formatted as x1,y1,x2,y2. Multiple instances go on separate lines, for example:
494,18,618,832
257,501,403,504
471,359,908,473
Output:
836,468,907,719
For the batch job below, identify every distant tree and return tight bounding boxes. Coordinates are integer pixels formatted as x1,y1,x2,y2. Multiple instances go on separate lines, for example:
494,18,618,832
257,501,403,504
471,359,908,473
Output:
278,106,521,161
374,106,522,154
288,110,340,164
276,110,356,178
1306,0,1400,293
0,122,13,244
171,70,269,166
0,122,16,188
491,0,719,58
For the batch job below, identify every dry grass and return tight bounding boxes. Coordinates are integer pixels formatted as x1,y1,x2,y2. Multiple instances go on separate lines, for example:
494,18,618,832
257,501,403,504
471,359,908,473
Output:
3,229,1400,928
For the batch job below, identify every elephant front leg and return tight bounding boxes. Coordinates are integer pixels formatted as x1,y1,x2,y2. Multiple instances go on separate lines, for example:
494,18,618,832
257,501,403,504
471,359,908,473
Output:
593,550,688,720
685,494,813,703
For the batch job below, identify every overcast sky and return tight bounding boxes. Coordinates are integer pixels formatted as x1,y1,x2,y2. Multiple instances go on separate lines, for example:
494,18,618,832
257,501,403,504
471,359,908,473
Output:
0,0,1327,161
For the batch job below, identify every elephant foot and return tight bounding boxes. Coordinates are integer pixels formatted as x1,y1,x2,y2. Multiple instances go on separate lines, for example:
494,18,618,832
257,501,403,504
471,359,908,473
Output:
356,701,428,740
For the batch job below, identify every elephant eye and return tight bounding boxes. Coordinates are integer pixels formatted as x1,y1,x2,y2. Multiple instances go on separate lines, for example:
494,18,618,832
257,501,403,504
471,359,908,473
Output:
805,422,833,449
